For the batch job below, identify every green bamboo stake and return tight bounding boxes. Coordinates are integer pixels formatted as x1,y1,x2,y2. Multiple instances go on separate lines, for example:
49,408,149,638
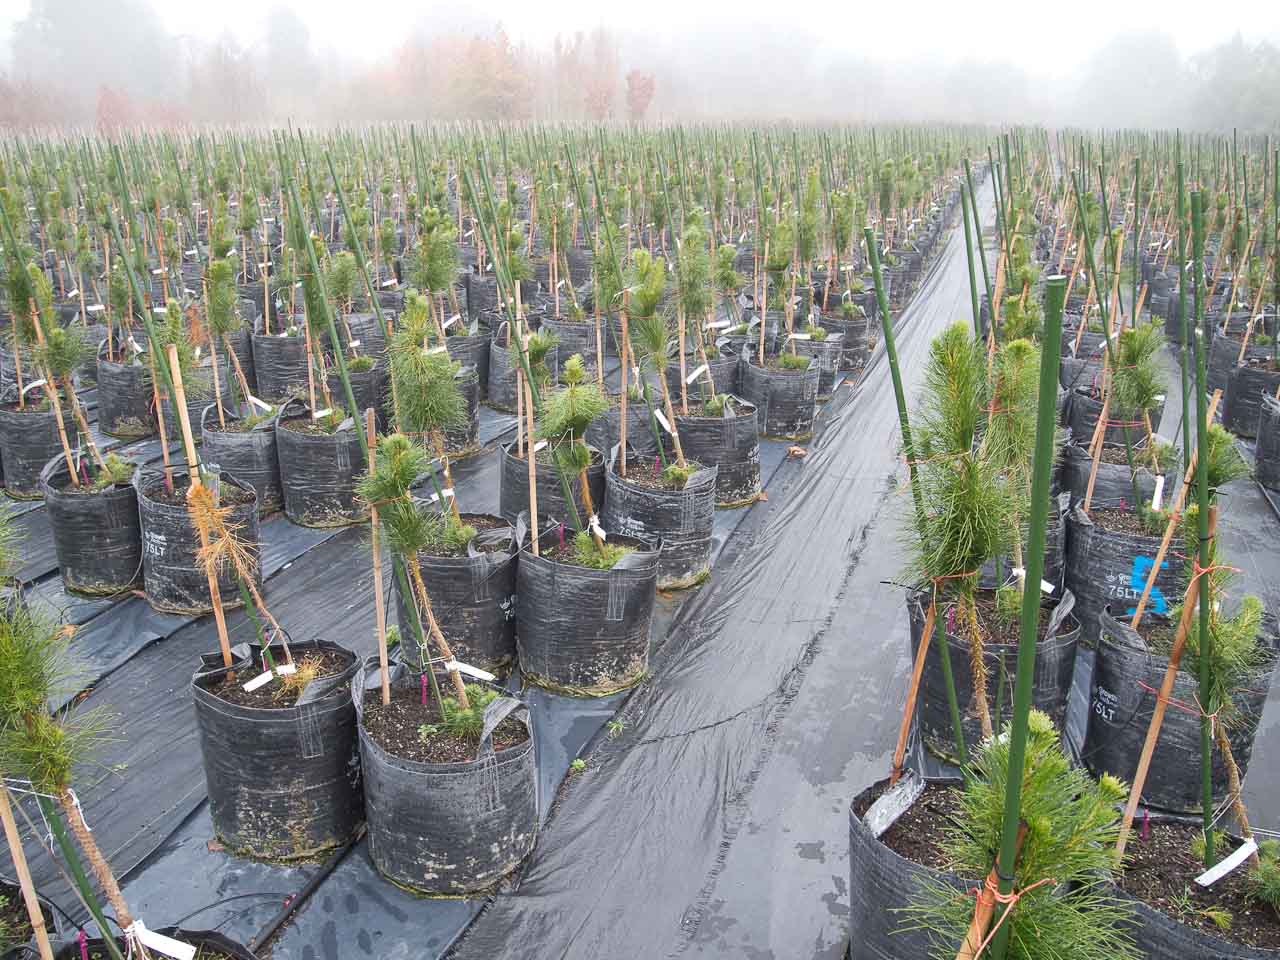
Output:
961,184,981,338
965,158,993,306
1178,155,1193,463
1190,190,1215,865
987,274,1066,960
866,225,966,764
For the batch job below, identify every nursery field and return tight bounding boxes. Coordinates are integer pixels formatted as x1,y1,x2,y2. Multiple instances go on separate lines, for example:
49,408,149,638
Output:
0,125,1279,960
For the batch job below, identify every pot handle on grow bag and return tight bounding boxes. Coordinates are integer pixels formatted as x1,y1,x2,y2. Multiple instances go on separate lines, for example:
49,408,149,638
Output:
477,696,529,762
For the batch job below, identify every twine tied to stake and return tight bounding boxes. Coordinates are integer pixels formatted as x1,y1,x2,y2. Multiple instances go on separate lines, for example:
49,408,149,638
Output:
966,874,1056,958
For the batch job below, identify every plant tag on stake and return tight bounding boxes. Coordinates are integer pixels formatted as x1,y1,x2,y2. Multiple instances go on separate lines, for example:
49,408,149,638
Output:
653,409,673,434
705,319,731,331
380,278,396,288
444,314,461,329
242,671,274,693
1012,567,1055,595
444,659,496,682
1195,838,1258,887
589,514,607,541
533,440,548,453
129,921,195,960
312,408,333,420
428,487,455,505
86,304,105,313
22,379,46,397
686,363,709,384
789,332,812,341
66,288,78,298
1151,475,1166,512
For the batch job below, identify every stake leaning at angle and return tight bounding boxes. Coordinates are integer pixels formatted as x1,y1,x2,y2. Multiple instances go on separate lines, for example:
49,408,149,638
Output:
366,408,390,706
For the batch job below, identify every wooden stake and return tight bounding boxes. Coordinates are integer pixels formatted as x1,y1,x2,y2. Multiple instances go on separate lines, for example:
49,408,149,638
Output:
524,366,540,557
0,784,55,960
1116,506,1218,862
890,598,935,786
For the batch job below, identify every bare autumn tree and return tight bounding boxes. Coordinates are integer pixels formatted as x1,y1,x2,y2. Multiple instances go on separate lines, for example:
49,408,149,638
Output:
582,27,618,122
625,70,655,125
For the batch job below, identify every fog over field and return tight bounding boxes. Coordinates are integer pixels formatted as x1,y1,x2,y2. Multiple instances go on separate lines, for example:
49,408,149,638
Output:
2,0,1278,128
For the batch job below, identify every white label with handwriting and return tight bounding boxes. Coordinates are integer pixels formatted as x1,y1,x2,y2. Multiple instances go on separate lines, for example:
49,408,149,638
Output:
242,671,274,692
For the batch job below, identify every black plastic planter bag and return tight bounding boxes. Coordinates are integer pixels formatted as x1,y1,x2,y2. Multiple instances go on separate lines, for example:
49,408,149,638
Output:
497,441,604,529
818,313,871,371
354,658,538,893
137,469,261,615
1109,870,1280,958
326,362,385,426
0,402,64,499
275,399,367,527
979,491,1070,592
739,357,819,439
1064,505,1186,646
96,355,154,438
487,340,521,412
224,326,256,394
158,364,228,444
444,366,481,457
1067,389,1164,450
0,878,61,959
251,332,309,402
793,335,845,399
515,532,659,694
585,401,663,461
665,353,739,402
447,332,491,399
201,404,283,515
192,639,362,860
393,515,518,675
601,459,717,589
541,317,604,373
675,403,762,506
56,928,258,960
1060,442,1163,510
907,589,1079,762
40,455,142,596
1257,395,1280,491
1224,362,1280,439
847,778,968,960
1082,609,1274,814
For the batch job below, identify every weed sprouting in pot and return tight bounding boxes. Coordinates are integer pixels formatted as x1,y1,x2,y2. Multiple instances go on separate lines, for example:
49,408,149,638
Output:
776,352,810,371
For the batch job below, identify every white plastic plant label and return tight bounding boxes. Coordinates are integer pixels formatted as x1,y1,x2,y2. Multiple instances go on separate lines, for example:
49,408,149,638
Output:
380,277,396,288
1195,838,1257,887
153,306,168,315
247,394,272,411
428,487,456,504
444,314,461,329
446,659,497,682
428,345,448,354
276,663,297,676
653,409,673,434
87,303,106,314
706,319,731,330
1151,475,1166,512
242,671,274,693
533,440,548,453
151,268,164,276
588,514,607,541
130,922,195,960
66,288,79,298
311,408,333,420
789,333,812,341
22,378,47,395
1012,567,1055,595
348,339,361,348
686,363,709,384
127,336,143,354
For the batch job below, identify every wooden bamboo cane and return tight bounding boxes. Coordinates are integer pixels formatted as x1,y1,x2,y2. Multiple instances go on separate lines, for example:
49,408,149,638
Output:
0,785,55,960
365,410,390,706
1116,506,1218,862
889,598,935,787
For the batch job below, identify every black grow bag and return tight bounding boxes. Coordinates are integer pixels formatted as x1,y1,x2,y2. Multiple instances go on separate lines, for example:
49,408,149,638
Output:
193,639,362,860
601,459,717,589
394,514,518,674
158,362,229,444
1223,362,1280,439
1257,394,1280,491
275,399,367,527
541,316,605,373
0,401,65,499
497,441,604,529
486,339,521,412
355,659,537,893
446,331,491,399
224,326,256,394
1081,609,1273,814
1067,389,1164,449
1108,871,1280,959
137,470,260,615
443,365,481,457
793,334,845,399
40,455,142,596
1060,442,1164,511
848,778,968,960
327,362,385,425
675,402,762,506
665,353,740,402
1064,505,1186,645
96,355,154,438
907,589,1079,762
251,331,309,401
739,357,819,439
57,928,258,960
201,404,283,515
516,532,659,694
584,399,664,461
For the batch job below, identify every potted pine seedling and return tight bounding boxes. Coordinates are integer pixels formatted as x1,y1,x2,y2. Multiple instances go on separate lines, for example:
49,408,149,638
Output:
790,317,844,400
0,602,261,960
664,210,728,410
355,433,538,893
516,354,662,693
153,302,228,445
540,188,603,377
251,245,310,403
601,272,718,590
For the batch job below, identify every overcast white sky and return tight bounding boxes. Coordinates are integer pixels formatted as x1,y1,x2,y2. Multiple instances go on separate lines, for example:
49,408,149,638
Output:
2,0,1277,75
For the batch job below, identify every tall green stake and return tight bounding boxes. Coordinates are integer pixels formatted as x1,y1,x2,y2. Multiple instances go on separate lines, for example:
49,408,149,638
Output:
961,184,981,338
987,275,1066,960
